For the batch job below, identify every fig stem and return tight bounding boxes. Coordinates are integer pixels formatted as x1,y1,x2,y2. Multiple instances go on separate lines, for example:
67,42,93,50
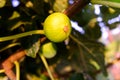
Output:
0,69,5,73
14,61,20,80
0,43,21,52
0,30,44,42
39,53,55,80
91,0,120,8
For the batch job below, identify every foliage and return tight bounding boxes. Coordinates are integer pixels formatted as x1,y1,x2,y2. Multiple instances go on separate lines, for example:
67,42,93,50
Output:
0,0,120,80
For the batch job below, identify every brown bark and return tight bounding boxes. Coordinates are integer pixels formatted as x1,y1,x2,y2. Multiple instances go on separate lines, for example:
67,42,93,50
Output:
64,0,90,17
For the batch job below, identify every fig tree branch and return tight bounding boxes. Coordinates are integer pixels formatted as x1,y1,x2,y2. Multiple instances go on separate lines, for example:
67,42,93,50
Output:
1,49,26,80
64,0,90,17
0,37,47,80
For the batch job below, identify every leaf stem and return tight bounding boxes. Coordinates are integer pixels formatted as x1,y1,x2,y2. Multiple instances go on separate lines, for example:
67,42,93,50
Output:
0,30,44,42
14,61,20,80
91,0,120,8
39,54,54,80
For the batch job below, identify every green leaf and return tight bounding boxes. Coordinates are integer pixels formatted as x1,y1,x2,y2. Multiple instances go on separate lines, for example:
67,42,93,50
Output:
53,0,68,12
84,23,102,40
72,5,96,27
25,37,40,58
84,40,107,76
70,30,107,76
20,33,40,58
91,0,120,8
105,41,120,63
69,73,85,80
96,72,110,80
107,0,120,3
0,7,14,20
100,6,120,20
32,0,45,15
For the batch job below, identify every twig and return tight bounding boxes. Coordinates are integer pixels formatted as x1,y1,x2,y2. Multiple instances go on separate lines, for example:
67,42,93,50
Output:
4,69,16,80
64,0,90,17
0,36,47,79
2,49,26,80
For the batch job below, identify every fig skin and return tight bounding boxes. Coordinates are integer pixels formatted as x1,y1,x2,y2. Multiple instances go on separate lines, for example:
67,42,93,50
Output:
43,12,71,42
41,42,57,58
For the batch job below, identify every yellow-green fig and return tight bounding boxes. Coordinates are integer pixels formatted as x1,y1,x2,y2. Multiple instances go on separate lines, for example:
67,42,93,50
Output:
41,42,57,58
43,12,71,42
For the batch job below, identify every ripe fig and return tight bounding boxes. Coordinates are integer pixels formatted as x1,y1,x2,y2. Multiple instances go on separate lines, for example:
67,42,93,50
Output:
41,42,57,58
43,12,71,42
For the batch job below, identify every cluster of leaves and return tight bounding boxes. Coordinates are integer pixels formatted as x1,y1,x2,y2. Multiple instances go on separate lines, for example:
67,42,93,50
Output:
0,0,120,80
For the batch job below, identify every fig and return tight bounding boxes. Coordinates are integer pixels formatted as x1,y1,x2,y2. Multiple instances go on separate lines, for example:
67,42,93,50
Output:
41,42,57,58
43,12,71,42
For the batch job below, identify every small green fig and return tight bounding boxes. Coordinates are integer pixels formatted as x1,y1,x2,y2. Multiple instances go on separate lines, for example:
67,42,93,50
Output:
43,12,71,42
41,42,57,58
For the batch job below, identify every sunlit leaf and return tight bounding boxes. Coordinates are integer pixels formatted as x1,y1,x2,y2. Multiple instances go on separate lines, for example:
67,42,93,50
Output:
105,41,120,63
20,23,40,58
25,38,40,58
8,11,20,20
107,0,120,3
0,0,6,8
53,0,68,12
90,59,100,70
